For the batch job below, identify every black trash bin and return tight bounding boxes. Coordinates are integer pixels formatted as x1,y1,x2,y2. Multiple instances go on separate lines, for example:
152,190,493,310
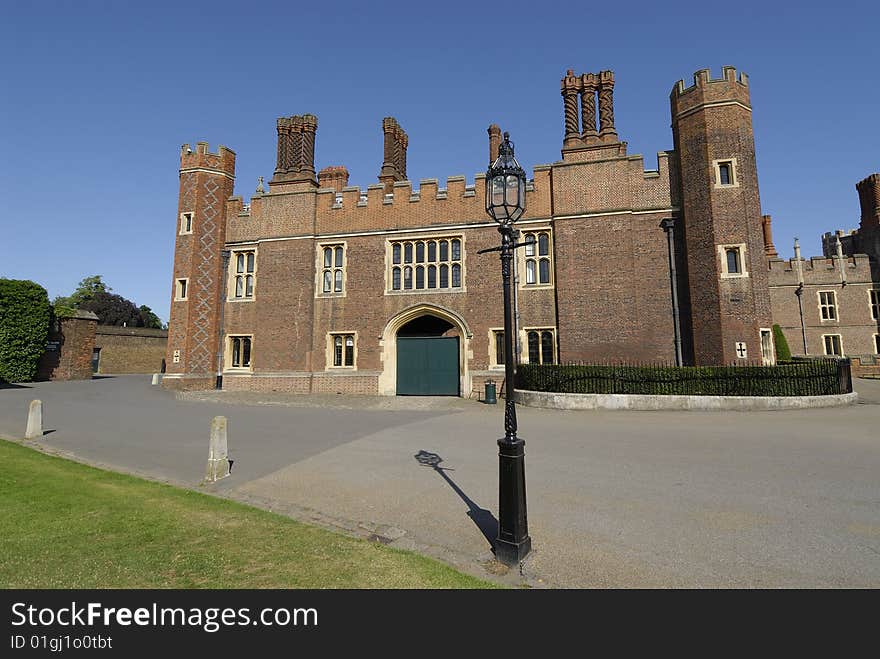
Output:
484,380,497,404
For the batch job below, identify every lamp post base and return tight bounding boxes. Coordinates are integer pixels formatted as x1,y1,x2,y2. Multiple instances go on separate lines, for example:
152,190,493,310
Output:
495,437,531,566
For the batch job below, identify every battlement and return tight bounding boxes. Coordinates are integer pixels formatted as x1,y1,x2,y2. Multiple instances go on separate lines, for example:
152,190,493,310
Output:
768,253,873,287
670,66,751,117
672,66,748,96
179,142,236,174
306,167,551,235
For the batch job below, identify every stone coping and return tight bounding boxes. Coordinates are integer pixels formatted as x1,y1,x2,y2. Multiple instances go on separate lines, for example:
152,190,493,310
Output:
515,389,859,411
95,325,168,338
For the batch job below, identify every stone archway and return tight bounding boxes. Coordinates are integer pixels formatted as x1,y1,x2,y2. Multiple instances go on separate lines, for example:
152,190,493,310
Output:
378,304,472,396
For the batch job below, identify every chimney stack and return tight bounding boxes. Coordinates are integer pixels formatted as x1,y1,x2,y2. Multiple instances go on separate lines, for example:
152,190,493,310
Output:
318,165,350,191
488,124,502,164
272,114,318,183
761,215,778,257
379,117,408,194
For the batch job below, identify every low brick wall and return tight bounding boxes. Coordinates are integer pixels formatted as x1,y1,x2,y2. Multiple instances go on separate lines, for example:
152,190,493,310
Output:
160,374,216,391
35,312,98,381
219,372,381,394
94,326,168,374
851,356,880,379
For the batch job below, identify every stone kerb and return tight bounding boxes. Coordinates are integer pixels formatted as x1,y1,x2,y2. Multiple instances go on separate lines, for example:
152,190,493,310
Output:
515,389,859,411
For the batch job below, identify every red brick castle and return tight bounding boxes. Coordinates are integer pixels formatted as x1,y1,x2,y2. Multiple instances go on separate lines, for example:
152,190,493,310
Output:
162,67,880,394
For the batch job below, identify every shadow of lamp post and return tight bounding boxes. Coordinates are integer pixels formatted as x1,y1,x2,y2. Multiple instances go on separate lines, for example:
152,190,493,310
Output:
478,132,532,565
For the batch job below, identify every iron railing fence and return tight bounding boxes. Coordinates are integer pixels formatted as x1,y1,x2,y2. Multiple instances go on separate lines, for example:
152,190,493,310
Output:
516,359,852,397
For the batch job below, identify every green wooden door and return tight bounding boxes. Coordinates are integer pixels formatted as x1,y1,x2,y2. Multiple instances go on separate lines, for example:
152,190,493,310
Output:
396,337,459,396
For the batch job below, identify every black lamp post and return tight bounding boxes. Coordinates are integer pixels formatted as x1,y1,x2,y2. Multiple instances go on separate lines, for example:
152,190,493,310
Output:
484,132,532,565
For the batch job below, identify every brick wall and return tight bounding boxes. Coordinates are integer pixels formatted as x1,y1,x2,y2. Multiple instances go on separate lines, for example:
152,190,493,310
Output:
769,254,879,357
36,312,97,381
94,326,168,374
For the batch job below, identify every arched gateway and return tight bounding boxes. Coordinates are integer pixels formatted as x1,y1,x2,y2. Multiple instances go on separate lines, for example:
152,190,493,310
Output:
378,304,472,396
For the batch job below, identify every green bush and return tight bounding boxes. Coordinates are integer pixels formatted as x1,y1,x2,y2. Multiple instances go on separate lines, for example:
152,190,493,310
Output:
773,324,791,361
0,279,51,382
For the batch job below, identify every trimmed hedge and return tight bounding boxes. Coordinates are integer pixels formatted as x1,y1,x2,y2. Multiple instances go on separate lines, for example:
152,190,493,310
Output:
773,324,791,362
0,279,51,383
516,360,850,397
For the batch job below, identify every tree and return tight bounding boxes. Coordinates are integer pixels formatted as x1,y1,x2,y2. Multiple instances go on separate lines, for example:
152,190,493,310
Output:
79,291,143,327
0,279,51,382
53,275,111,316
138,305,163,329
772,324,792,362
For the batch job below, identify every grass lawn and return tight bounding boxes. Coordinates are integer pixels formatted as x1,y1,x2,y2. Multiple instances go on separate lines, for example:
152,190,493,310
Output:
0,439,496,588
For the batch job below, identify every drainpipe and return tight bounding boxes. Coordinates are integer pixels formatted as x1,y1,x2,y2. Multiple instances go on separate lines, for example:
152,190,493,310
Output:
215,249,231,389
794,238,808,355
835,234,848,286
660,218,683,366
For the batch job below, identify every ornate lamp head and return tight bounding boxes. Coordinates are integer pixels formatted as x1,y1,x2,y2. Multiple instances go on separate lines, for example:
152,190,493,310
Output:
485,132,526,226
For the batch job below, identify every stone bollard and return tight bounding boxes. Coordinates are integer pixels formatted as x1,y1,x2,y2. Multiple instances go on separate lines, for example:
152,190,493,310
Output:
151,373,160,385
205,416,230,482
25,400,43,439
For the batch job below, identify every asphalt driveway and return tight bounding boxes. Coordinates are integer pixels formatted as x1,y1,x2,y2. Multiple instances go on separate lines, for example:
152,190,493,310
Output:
1,375,878,588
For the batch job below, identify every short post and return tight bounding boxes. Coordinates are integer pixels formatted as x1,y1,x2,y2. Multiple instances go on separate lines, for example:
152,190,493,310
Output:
25,400,43,439
205,416,230,482
151,373,160,385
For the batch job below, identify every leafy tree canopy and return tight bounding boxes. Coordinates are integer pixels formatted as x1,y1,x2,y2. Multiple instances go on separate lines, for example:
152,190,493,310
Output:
54,275,165,328
138,305,164,330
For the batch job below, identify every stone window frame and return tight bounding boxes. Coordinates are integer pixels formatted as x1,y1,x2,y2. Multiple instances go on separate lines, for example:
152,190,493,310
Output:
316,241,347,299
712,157,739,189
759,327,775,365
326,331,357,370
822,333,843,357
228,247,257,301
817,290,838,322
179,211,193,235
520,326,557,365
225,335,253,371
717,243,749,279
519,227,554,289
385,233,466,295
870,289,879,321
174,278,189,301
488,327,506,369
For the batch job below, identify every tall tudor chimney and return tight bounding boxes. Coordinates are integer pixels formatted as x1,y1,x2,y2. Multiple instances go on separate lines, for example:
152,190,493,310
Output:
378,117,408,194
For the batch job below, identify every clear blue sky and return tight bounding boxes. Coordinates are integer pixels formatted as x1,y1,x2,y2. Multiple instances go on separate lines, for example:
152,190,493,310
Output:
2,0,877,324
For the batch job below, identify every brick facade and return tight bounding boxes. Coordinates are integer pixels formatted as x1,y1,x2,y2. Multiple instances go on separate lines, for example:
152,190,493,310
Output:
163,66,880,396
94,326,168,374
768,171,880,365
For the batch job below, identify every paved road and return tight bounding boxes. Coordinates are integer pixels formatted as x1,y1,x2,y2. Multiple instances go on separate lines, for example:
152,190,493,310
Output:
2,376,878,588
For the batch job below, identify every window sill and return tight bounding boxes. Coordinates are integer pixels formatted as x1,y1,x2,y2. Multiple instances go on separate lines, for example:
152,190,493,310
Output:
720,273,749,279
316,293,346,299
226,297,255,302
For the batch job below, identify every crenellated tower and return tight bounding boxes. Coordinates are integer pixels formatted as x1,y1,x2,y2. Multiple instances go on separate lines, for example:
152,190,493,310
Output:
163,142,236,389
671,67,773,364
855,173,880,261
